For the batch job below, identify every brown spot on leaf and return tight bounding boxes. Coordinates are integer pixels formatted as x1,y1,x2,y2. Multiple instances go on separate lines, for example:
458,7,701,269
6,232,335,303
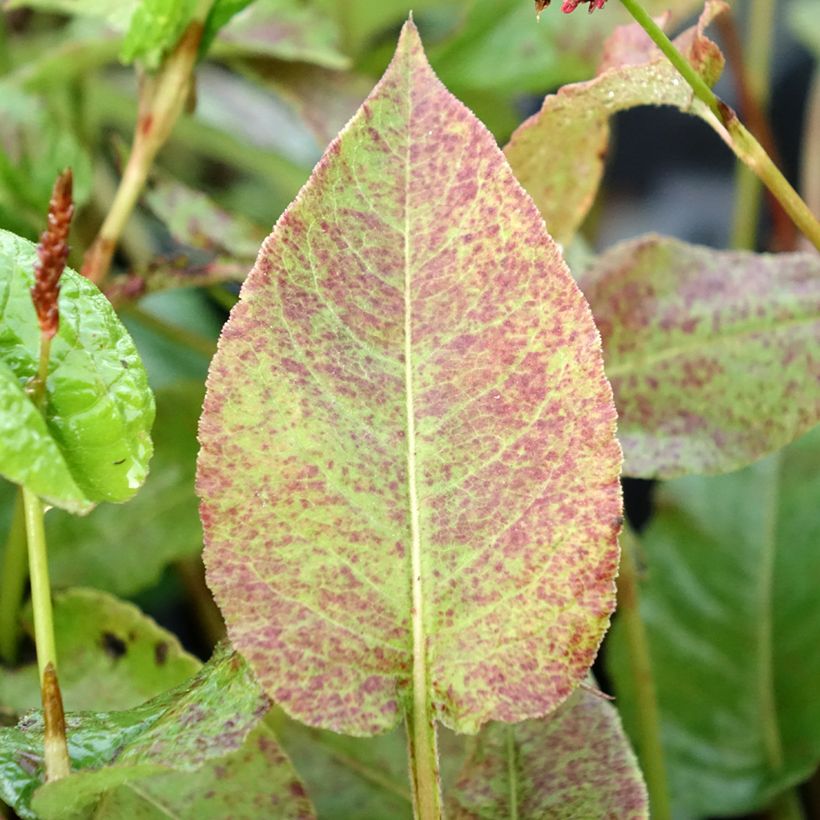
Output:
101,632,127,659
155,641,169,665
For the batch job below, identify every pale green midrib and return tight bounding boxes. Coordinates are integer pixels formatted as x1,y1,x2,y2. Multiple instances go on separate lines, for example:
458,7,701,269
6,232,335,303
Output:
758,454,785,771
507,726,519,820
603,312,816,379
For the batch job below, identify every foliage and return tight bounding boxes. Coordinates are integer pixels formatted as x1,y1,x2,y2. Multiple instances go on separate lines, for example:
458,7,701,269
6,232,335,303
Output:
0,0,818,818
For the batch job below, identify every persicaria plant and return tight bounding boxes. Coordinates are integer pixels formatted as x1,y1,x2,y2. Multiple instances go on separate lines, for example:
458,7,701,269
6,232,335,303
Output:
0,1,818,819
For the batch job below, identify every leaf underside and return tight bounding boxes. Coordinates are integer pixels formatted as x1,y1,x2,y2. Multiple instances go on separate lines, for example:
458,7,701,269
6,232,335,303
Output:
198,20,621,736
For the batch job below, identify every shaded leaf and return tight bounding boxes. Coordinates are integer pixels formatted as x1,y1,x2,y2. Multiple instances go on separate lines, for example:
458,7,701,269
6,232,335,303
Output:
608,426,820,816
214,0,349,69
0,646,270,819
3,0,137,28
447,685,648,818
504,1,725,246
0,229,154,511
578,234,820,477
40,384,204,596
0,588,199,714
198,21,621,736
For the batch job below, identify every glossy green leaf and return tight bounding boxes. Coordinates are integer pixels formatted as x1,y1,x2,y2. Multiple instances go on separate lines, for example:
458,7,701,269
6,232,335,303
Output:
198,21,622,736
0,588,199,713
0,646,273,819
447,685,648,818
214,0,349,69
504,1,725,246
607,426,820,816
0,230,154,511
578,234,820,477
41,384,204,596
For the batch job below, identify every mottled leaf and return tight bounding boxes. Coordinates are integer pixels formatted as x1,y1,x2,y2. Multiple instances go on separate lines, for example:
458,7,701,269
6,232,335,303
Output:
0,588,199,714
0,646,270,819
35,383,204,596
607,425,820,816
578,234,820,477
215,0,349,69
447,686,648,818
88,723,315,819
0,229,154,511
504,1,725,246
198,21,621,736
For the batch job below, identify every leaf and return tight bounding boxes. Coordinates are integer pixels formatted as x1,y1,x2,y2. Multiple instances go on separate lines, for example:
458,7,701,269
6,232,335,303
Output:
503,1,725,247
0,646,271,819
3,0,138,28
447,685,648,818
37,383,204,596
578,234,820,477
88,722,315,819
120,0,198,69
788,0,820,58
198,21,622,736
214,0,349,70
607,426,820,816
0,229,154,511
0,588,200,714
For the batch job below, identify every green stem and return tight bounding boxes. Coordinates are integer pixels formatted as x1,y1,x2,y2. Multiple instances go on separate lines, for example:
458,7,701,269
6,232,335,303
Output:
405,706,442,820
729,0,776,249
769,788,806,820
616,526,671,820
82,1,215,286
22,486,70,782
0,488,28,664
618,0,820,252
506,726,519,820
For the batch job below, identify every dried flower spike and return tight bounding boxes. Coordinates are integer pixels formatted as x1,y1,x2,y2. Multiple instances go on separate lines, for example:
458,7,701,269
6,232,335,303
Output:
535,0,550,19
31,169,74,339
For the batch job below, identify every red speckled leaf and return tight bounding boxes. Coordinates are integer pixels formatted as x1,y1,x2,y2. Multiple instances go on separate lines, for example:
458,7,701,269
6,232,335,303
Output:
198,21,622,736
579,234,820,477
447,685,648,819
504,0,726,247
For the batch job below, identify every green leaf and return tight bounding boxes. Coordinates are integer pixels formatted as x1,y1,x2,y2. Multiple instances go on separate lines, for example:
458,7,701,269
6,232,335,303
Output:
213,0,349,69
447,685,648,818
504,0,725,247
788,0,820,57
4,0,138,28
198,21,622,735
0,229,155,511
578,234,820,477
607,426,820,816
0,646,272,819
0,588,199,713
120,0,198,69
43,383,204,596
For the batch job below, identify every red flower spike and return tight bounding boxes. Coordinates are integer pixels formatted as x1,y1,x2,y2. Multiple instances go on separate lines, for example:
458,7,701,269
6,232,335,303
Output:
562,0,608,12
31,169,74,339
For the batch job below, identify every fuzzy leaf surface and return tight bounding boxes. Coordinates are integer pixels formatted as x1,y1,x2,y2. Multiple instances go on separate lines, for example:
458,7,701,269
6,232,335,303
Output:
0,230,154,511
504,1,725,246
0,647,273,819
447,685,648,818
198,21,622,736
579,234,820,477
608,426,820,815
0,588,199,713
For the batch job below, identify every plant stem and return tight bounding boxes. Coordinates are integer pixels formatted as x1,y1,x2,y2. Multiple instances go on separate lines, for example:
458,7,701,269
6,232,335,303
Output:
616,526,671,820
82,2,213,286
618,0,820,253
506,726,519,820
405,704,442,820
0,488,28,664
769,788,806,820
22,486,70,782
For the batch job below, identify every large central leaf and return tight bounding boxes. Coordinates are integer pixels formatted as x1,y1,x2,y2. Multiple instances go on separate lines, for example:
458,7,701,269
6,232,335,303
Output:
198,21,622,736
